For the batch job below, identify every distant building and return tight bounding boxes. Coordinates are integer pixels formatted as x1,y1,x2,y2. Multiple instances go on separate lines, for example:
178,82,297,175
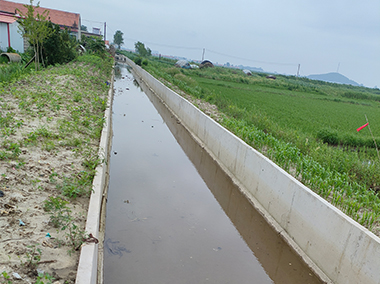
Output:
175,60,190,69
0,12,21,51
92,27,100,35
200,60,214,68
0,0,82,52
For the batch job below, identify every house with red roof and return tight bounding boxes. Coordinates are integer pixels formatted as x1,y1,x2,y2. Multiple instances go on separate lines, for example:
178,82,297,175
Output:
0,0,82,52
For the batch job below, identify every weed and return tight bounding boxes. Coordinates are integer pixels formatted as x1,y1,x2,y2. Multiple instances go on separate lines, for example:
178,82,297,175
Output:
82,148,100,171
43,140,55,152
1,271,12,284
43,196,71,228
64,223,87,252
21,244,42,269
43,196,87,250
48,171,59,183
31,178,41,186
1,127,16,137
0,140,21,160
0,63,33,84
57,175,92,198
35,272,54,284
15,161,25,169
43,196,68,212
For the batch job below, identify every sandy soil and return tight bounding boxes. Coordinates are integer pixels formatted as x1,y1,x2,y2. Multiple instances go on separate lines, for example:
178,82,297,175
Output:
0,59,110,283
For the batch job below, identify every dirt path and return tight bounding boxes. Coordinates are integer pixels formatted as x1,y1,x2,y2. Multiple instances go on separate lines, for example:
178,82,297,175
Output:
0,56,112,283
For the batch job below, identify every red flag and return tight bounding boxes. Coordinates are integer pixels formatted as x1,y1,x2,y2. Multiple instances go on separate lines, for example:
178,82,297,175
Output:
356,122,369,132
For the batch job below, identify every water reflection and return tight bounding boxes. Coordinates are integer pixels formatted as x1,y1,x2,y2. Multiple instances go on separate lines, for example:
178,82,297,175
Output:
114,63,122,79
137,68,324,284
104,64,324,284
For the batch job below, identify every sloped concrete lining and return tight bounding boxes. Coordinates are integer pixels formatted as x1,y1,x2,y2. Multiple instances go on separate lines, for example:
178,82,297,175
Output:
124,56,380,284
75,70,114,284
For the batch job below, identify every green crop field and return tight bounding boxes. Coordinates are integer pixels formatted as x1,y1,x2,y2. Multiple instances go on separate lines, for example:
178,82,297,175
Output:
194,77,380,137
121,51,380,235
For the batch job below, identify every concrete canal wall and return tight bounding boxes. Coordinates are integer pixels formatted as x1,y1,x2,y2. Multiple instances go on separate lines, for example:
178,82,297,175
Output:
75,70,114,284
121,56,380,284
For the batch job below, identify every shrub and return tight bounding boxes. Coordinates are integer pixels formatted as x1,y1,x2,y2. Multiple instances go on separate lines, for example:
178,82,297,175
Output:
134,57,142,66
6,46,16,53
316,128,340,145
42,22,78,66
0,56,8,64
81,35,106,57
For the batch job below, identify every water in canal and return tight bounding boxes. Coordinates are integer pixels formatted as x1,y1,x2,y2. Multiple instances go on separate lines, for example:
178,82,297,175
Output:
104,64,324,284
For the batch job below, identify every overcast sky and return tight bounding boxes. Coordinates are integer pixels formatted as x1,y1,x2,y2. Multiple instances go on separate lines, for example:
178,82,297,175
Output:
14,0,380,88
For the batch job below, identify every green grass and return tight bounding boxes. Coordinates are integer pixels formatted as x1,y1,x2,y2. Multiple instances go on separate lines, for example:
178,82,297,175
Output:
192,76,380,147
0,62,34,85
137,56,380,234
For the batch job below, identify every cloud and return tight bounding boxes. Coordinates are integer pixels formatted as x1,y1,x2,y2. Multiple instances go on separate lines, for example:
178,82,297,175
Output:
11,0,380,87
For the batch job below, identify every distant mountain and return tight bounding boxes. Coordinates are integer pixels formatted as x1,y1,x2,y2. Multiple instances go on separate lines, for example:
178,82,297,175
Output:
307,72,360,86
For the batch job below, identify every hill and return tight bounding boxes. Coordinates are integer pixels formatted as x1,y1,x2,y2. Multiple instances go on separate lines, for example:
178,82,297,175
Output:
307,72,360,86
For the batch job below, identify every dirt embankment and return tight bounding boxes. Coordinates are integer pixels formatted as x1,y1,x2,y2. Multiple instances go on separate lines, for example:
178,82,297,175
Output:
0,56,112,283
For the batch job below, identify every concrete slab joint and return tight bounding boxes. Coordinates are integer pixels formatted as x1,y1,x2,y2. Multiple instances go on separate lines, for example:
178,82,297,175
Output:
121,55,380,284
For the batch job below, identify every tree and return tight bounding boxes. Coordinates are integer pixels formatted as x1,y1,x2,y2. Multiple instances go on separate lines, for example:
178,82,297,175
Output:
134,41,151,57
42,23,78,66
113,30,124,50
16,0,52,70
81,25,88,31
80,36,106,57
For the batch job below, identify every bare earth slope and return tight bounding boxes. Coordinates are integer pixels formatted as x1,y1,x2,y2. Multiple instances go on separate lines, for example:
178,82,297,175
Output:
0,55,112,284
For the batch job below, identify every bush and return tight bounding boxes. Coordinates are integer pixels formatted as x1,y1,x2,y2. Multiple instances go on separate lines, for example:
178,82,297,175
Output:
316,128,339,145
43,23,78,66
6,46,16,53
134,57,142,66
81,36,106,57
0,56,8,64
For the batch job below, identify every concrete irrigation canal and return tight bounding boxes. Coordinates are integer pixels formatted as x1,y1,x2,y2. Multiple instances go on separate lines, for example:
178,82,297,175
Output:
102,63,324,283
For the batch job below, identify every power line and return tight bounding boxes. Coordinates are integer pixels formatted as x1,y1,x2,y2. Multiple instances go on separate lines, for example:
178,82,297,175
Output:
82,18,104,25
124,38,201,51
207,49,296,67
118,37,298,67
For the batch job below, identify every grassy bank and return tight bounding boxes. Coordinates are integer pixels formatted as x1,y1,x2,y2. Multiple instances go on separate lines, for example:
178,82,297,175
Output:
122,52,380,235
0,54,113,283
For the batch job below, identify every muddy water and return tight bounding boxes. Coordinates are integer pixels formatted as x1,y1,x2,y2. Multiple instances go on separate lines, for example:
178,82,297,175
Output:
104,64,324,284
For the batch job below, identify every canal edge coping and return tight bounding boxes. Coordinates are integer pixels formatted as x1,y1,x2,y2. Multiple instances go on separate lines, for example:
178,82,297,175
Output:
75,66,114,284
122,56,380,284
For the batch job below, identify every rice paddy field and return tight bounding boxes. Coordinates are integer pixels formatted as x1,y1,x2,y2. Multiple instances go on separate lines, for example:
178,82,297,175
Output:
121,51,380,236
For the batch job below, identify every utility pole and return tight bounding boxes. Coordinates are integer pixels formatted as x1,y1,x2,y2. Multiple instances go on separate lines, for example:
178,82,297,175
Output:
297,64,300,77
202,48,205,61
78,16,82,41
104,22,107,42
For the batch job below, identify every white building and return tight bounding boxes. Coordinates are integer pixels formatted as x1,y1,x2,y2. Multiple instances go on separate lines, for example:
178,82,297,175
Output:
0,13,23,52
